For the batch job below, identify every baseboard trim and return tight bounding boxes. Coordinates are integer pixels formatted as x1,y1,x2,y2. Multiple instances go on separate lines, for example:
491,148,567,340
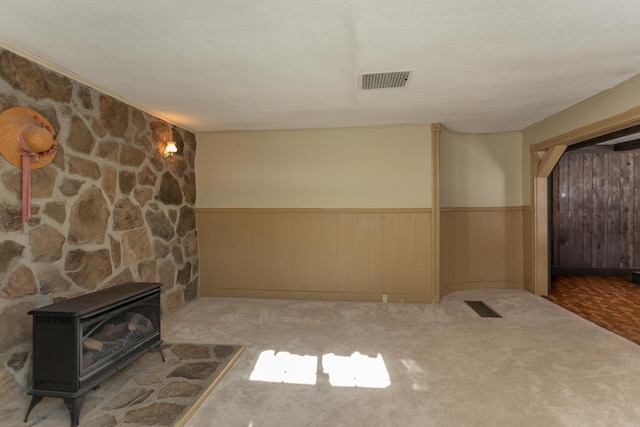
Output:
440,206,528,213
551,267,634,278
441,281,524,297
201,288,437,304
197,207,432,214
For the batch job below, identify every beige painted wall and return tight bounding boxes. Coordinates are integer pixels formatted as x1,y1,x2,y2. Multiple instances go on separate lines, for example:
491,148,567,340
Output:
195,125,432,208
522,73,640,202
440,129,523,208
438,129,526,295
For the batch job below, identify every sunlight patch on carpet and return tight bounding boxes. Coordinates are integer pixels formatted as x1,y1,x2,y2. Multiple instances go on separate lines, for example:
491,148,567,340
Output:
250,350,390,388
250,350,318,385
322,352,390,388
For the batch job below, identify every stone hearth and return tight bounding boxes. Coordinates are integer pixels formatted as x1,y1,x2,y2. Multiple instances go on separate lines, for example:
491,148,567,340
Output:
2,343,243,427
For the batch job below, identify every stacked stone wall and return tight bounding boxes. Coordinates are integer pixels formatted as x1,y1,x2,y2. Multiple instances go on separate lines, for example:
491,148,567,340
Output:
0,48,198,391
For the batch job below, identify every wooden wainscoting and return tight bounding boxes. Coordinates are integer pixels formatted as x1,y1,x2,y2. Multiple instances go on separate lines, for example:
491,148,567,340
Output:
197,208,435,302
440,207,526,296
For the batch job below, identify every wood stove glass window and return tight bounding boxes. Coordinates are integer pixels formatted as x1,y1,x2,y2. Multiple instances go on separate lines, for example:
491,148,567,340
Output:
81,294,160,376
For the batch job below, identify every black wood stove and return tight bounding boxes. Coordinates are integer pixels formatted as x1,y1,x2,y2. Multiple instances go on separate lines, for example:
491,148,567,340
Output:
24,282,164,427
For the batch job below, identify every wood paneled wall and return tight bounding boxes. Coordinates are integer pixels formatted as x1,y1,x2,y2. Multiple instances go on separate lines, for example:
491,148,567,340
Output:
440,207,526,295
551,150,639,269
197,209,435,302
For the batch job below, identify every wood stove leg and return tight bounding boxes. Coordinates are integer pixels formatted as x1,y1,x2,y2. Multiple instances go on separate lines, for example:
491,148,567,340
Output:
157,345,165,362
63,395,85,427
23,395,44,422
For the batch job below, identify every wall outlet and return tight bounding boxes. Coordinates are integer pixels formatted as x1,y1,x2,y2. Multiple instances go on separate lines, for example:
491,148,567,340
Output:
382,294,388,303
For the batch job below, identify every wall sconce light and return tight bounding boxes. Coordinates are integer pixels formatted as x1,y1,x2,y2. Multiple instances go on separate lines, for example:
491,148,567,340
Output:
164,140,177,158
164,123,178,158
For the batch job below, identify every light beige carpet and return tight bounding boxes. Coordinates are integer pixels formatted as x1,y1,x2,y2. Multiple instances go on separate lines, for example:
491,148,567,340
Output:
6,289,640,426
162,289,640,427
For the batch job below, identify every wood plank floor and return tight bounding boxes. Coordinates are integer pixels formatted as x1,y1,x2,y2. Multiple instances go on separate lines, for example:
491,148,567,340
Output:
545,276,640,345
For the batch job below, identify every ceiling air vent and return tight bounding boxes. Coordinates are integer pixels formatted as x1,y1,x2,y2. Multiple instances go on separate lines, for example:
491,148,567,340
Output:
361,70,411,90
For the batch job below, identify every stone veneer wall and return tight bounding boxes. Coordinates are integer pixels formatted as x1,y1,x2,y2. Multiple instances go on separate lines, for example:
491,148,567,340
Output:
0,48,198,392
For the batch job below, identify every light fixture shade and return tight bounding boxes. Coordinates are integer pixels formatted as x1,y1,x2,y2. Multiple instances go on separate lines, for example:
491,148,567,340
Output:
165,141,178,153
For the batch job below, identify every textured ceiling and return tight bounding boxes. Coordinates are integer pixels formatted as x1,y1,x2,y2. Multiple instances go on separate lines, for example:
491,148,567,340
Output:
1,1,640,133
